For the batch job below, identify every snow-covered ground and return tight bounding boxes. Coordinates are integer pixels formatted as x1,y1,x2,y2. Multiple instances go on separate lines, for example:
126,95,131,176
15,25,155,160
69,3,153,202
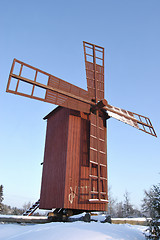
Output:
0,221,147,240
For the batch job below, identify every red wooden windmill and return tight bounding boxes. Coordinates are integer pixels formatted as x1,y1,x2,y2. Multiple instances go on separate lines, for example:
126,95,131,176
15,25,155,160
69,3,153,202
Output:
6,41,157,216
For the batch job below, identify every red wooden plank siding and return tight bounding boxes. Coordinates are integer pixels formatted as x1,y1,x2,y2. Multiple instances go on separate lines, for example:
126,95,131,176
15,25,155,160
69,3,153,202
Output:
64,111,81,209
39,107,69,209
40,107,108,211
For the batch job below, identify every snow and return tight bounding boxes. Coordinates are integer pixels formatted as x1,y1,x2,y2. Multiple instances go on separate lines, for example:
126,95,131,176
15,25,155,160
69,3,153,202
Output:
0,221,147,240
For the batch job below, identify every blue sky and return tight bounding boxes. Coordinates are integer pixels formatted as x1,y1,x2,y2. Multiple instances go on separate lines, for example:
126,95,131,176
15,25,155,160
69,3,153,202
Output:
0,0,160,209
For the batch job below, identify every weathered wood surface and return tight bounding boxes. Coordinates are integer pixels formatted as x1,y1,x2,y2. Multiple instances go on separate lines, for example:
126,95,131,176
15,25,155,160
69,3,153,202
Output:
111,218,150,226
0,215,150,226
0,216,50,224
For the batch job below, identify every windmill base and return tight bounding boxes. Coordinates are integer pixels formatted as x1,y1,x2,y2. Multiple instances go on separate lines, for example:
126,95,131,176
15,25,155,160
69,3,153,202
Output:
47,208,92,222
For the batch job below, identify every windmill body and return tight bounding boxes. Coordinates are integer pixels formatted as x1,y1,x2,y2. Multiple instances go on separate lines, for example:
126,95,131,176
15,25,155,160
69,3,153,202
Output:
40,107,107,211
6,41,156,213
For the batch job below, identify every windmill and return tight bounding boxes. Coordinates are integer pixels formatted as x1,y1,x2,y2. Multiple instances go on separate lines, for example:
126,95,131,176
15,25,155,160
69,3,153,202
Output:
6,41,157,217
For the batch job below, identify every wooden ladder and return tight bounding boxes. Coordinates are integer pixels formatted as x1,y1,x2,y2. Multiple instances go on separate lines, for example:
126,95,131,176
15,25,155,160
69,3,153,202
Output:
23,199,40,216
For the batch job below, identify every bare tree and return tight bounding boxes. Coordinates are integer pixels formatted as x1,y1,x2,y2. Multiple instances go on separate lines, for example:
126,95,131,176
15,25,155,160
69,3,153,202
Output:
123,191,134,217
22,202,32,212
107,186,117,217
0,185,4,213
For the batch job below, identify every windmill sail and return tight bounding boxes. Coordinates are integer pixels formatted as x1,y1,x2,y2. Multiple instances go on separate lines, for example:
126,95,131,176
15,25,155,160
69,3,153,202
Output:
6,59,91,113
104,104,157,137
83,41,104,102
83,42,108,202
89,112,108,203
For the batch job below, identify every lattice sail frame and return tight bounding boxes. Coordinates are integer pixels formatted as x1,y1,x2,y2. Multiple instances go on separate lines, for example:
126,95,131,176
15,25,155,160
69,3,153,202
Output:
83,41,104,101
104,103,157,137
89,112,108,202
6,58,91,113
83,42,108,202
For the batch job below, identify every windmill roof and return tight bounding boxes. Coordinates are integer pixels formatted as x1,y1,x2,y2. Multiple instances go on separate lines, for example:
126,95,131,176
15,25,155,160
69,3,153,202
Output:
43,106,62,120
